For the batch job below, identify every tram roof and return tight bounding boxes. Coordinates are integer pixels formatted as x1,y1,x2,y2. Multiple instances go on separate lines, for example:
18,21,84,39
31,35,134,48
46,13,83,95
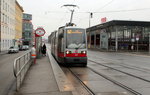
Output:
87,20,150,31
59,26,85,30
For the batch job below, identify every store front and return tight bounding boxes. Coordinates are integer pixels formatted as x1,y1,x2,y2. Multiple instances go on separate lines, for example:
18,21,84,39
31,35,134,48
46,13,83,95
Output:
86,20,150,51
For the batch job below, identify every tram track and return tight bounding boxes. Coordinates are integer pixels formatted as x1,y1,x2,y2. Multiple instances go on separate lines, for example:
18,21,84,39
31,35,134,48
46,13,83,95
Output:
88,59,150,95
60,60,147,94
87,66,141,95
89,55,150,73
89,59,150,83
67,66,141,95
68,68,95,95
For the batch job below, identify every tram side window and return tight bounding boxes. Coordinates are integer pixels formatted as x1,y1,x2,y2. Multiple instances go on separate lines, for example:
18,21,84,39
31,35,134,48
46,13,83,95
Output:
58,31,64,53
61,38,64,52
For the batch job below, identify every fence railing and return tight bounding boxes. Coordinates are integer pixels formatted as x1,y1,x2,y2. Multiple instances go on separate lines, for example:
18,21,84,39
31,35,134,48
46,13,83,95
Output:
13,50,33,91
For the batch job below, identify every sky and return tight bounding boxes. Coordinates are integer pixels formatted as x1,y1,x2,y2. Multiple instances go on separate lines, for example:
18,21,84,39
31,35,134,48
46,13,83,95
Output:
17,0,150,39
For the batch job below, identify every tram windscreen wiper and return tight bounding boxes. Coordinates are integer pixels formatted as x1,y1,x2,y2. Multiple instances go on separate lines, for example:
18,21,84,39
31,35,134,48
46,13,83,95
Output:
75,44,84,50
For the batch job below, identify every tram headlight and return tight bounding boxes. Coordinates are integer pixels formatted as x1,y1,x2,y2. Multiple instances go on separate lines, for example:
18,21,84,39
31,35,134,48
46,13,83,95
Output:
66,51,72,54
81,51,86,54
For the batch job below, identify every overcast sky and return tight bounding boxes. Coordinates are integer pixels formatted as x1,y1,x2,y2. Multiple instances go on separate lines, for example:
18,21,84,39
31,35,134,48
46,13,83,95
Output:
17,0,150,38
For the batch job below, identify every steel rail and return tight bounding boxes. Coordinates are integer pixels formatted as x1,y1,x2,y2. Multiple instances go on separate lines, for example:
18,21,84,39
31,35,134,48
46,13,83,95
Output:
68,68,95,95
89,59,150,83
88,66,142,95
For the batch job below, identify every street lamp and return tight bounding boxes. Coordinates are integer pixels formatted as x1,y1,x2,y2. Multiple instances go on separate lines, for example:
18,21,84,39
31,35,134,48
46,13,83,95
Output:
149,33,150,54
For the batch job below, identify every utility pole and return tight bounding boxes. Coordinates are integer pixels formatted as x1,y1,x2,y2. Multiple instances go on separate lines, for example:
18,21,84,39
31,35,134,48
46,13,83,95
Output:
136,35,139,52
0,1,1,52
149,33,150,54
89,12,93,27
137,40,138,52
115,27,118,52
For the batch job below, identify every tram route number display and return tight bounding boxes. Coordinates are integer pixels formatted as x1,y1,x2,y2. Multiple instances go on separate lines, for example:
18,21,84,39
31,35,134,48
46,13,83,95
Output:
67,30,82,34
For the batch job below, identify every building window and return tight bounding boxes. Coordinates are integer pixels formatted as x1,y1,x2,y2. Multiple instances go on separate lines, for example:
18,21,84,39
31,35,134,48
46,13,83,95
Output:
111,31,115,38
6,3,7,12
3,40,4,48
2,14,4,22
3,1,5,10
118,30,123,38
2,25,3,33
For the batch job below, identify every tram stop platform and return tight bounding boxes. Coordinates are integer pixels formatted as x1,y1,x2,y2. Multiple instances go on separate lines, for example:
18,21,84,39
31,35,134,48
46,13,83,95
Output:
14,50,78,95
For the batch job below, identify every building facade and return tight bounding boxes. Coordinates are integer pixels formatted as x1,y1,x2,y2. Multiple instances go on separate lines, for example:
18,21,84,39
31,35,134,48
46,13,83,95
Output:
0,0,16,52
22,13,33,46
15,1,24,47
87,20,150,51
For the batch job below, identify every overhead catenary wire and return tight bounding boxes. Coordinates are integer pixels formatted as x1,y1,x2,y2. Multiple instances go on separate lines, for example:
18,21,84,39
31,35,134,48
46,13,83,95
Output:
45,7,150,14
44,0,150,28
59,11,70,26
76,7,150,26
96,0,115,11
44,7,150,26
77,7,150,14
77,0,114,27
93,7,150,13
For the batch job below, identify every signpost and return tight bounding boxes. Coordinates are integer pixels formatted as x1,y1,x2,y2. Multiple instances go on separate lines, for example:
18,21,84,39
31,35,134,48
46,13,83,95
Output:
34,27,46,64
35,27,46,37
131,38,135,51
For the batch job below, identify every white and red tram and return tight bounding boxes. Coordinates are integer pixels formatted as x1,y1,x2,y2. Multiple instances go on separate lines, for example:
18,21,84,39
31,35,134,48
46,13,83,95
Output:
50,26,87,66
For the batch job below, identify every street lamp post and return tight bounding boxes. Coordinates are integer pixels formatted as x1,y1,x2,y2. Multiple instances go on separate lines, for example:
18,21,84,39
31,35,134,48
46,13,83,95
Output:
131,38,135,51
137,40,138,52
89,12,93,27
136,37,139,52
115,27,118,52
149,33,150,54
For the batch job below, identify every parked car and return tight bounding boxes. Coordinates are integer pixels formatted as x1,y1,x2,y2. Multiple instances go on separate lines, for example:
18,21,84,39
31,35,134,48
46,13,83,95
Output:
24,45,29,50
8,46,19,53
19,45,29,50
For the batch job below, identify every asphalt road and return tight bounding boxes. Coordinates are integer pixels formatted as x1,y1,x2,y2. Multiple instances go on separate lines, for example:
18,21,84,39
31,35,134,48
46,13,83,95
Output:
0,50,29,95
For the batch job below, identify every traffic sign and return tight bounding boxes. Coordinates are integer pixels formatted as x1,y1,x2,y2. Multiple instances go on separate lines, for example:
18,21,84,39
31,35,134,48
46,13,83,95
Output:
35,27,46,37
136,34,140,41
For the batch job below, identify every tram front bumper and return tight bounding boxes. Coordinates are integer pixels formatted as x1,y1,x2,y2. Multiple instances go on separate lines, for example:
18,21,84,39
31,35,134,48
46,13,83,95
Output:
64,57,87,64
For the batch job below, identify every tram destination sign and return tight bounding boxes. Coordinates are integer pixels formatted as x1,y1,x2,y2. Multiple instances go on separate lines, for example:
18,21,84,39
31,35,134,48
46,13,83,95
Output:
35,27,46,37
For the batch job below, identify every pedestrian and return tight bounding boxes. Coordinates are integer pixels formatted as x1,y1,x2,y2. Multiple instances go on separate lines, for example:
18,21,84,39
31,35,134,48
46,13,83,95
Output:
42,44,46,56
31,44,36,59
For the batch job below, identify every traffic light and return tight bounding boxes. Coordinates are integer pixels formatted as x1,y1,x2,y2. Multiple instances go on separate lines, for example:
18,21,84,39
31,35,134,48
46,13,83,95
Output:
90,13,93,18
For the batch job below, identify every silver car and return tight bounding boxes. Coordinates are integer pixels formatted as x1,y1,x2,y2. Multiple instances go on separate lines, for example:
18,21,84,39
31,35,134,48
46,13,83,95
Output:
8,46,19,53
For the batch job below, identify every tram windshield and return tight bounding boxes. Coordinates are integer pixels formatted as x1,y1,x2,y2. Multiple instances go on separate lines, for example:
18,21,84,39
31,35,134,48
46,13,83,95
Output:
66,29,86,49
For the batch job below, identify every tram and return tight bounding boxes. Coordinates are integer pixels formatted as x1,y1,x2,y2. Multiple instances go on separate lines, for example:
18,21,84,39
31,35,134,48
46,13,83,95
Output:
50,25,87,66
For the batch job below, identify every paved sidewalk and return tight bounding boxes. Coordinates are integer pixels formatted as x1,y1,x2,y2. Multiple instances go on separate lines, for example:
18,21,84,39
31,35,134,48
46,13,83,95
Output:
14,56,74,95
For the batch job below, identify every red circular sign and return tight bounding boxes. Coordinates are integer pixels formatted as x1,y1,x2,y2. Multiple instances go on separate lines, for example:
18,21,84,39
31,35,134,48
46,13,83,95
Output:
35,28,46,37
